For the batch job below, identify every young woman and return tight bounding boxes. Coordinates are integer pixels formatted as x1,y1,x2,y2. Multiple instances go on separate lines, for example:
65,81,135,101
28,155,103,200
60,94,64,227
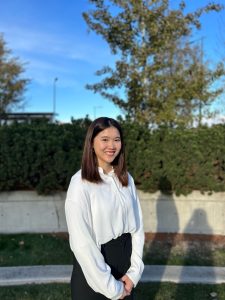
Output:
65,117,144,300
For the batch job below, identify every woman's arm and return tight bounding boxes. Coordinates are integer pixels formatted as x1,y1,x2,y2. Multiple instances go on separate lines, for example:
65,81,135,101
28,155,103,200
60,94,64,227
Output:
125,176,145,286
65,175,124,300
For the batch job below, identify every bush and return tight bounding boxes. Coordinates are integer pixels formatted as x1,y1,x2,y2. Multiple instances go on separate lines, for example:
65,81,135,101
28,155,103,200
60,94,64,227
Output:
0,118,91,194
122,121,225,195
0,118,224,195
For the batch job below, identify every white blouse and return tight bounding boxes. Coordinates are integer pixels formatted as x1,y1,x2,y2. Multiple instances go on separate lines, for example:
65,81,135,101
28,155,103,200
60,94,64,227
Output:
65,167,144,300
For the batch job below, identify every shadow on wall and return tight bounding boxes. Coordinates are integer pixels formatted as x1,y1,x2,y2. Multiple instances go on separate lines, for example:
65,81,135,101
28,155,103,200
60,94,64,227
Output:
144,176,179,299
144,179,216,299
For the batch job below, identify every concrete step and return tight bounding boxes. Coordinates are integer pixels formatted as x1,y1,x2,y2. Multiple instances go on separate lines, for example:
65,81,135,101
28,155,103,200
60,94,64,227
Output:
1,265,225,286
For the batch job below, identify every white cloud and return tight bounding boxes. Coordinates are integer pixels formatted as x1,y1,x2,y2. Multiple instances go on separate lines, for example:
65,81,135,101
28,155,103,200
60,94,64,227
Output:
0,23,116,90
210,115,225,125
0,25,108,87
0,24,113,65
198,115,225,127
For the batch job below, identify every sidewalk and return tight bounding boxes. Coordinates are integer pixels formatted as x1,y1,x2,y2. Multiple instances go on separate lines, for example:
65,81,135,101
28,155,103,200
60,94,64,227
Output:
1,265,225,286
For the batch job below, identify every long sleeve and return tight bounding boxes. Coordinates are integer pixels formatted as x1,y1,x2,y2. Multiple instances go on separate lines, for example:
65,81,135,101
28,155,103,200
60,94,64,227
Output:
65,175,124,300
125,177,145,286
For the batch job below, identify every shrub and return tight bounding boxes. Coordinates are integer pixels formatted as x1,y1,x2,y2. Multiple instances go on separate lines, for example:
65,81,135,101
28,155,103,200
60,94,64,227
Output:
0,118,224,195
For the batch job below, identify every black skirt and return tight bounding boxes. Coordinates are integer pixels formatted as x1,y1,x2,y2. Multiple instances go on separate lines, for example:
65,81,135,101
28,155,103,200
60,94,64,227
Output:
71,233,134,300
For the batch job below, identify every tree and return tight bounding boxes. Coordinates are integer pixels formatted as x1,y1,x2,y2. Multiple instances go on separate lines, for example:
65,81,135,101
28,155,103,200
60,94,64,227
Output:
83,0,225,127
0,34,29,116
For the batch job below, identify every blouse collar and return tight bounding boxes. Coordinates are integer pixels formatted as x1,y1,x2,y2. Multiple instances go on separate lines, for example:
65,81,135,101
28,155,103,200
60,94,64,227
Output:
98,166,114,176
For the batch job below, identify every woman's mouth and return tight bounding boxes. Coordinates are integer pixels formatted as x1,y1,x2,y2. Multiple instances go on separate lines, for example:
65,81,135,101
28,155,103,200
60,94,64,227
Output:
105,151,116,156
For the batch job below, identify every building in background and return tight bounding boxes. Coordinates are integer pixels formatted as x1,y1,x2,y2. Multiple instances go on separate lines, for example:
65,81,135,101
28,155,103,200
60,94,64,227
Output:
0,112,54,125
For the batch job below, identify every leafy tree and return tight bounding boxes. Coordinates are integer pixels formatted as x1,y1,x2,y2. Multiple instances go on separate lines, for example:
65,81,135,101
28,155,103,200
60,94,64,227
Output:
0,34,29,116
83,0,224,127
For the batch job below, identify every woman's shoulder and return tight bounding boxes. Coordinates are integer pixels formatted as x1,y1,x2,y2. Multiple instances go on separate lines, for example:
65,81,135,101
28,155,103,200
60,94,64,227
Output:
67,170,90,200
69,170,88,189
71,169,82,181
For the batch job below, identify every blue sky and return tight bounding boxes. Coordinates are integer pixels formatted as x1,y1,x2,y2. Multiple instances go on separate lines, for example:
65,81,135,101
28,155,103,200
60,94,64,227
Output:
0,0,225,122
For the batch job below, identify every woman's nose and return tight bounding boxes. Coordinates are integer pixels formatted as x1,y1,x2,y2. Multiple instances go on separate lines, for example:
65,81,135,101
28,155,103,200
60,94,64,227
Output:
108,140,115,148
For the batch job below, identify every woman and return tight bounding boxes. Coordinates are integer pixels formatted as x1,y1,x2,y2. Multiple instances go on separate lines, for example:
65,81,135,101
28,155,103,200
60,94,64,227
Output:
65,117,144,300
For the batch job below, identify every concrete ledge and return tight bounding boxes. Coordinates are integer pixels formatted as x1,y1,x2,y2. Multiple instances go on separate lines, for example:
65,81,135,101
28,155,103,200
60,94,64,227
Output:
138,190,225,235
1,265,225,286
0,190,225,235
142,265,225,284
0,265,72,286
0,191,67,233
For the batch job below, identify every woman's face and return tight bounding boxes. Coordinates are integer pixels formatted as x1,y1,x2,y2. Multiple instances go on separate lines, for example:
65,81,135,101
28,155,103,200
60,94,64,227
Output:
93,126,122,169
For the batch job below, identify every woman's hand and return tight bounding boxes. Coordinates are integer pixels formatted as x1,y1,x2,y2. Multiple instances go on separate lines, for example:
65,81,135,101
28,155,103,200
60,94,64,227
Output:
119,275,134,299
119,287,130,299
120,275,134,294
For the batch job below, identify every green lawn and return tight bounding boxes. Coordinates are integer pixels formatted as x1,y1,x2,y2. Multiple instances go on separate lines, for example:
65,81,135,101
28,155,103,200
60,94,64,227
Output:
1,283,225,300
1,234,225,299
1,233,225,267
144,239,225,266
0,234,72,266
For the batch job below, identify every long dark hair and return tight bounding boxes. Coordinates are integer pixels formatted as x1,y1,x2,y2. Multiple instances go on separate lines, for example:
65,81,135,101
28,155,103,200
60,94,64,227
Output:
81,117,128,186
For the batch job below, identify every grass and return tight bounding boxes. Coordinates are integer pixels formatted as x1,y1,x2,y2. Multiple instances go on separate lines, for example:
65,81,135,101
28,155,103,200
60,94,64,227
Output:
1,283,225,300
1,234,225,299
144,239,225,266
0,234,72,266
1,233,225,267
0,284,70,300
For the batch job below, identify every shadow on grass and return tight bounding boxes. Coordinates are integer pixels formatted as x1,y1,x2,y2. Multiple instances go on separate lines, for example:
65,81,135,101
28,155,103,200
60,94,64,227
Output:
143,176,179,299
174,209,215,299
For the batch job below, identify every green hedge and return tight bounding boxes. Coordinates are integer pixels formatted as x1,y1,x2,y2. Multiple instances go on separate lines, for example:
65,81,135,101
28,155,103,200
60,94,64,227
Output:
0,118,91,194
122,121,225,194
0,119,224,195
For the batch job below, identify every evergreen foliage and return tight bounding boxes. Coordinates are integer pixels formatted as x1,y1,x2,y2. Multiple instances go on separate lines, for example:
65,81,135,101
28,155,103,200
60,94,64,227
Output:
0,118,91,194
122,120,225,194
0,119,224,195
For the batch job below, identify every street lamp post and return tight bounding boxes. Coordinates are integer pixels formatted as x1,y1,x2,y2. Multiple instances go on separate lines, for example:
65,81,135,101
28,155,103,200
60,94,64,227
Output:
53,77,58,122
93,106,102,119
